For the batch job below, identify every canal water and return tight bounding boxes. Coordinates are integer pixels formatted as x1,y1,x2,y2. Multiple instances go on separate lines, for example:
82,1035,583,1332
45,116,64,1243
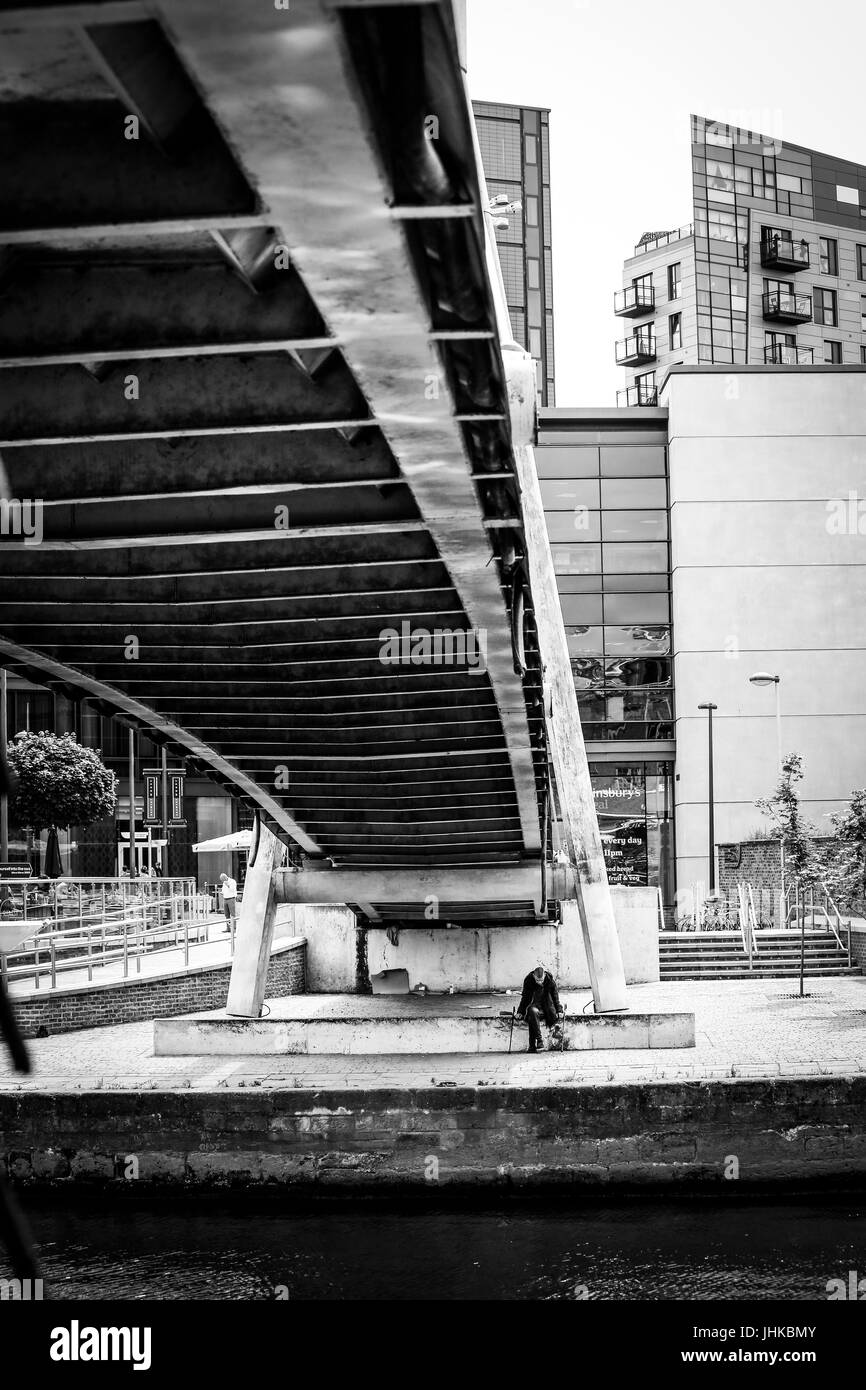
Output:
8,1194,863,1300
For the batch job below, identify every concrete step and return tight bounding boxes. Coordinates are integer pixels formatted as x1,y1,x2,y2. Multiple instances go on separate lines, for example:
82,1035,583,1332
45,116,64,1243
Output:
154,993,696,1055
660,966,860,979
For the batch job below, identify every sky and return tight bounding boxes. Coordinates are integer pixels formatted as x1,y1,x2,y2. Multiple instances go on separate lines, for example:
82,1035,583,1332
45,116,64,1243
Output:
466,0,866,406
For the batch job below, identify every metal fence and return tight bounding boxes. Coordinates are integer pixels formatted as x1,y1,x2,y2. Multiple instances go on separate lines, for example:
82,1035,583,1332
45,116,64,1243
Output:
0,877,223,991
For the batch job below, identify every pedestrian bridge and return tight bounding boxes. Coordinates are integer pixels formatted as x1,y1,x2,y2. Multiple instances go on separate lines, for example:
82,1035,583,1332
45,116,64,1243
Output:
0,0,626,1013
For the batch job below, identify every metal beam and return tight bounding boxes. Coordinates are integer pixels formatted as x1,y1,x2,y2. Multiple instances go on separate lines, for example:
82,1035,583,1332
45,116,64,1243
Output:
0,636,322,854
161,0,542,854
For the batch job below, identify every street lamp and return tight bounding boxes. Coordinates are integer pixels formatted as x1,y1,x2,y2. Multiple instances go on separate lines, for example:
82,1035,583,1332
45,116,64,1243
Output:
750,671,785,904
749,671,782,771
698,702,718,894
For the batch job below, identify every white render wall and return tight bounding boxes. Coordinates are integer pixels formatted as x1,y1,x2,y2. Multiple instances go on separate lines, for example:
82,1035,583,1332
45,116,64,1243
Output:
274,889,660,993
663,367,866,889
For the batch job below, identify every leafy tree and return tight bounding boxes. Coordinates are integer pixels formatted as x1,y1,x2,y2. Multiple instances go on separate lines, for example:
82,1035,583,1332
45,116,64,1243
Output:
7,731,117,831
756,752,822,996
827,789,866,911
756,752,821,892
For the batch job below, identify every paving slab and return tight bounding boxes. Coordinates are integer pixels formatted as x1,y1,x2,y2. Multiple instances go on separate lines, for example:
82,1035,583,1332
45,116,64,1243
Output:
0,976,862,1092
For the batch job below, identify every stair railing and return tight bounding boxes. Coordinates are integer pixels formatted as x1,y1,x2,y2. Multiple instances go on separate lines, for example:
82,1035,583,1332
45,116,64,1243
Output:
819,881,850,962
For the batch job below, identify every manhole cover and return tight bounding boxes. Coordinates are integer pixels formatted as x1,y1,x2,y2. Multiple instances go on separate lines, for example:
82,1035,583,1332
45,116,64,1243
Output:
775,993,816,1000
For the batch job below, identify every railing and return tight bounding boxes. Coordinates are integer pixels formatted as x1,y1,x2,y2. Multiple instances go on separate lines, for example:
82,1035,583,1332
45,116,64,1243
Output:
764,344,814,365
615,331,656,364
617,382,659,407
760,233,810,269
0,877,222,991
633,224,694,255
614,284,655,315
762,290,812,320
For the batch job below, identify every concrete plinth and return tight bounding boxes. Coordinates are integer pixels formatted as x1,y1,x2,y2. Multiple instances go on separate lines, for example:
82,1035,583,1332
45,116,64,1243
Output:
153,992,695,1056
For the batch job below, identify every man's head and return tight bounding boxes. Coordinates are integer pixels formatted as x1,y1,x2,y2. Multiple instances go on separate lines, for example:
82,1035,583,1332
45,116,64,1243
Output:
533,964,545,983
219,873,227,883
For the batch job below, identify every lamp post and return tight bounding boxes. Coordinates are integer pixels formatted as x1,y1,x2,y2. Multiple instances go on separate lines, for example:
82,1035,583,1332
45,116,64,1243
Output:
749,671,782,771
749,672,785,906
698,702,718,895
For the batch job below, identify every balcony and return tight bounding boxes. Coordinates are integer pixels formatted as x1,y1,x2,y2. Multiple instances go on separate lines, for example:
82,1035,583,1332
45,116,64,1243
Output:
617,383,659,407
614,284,655,317
760,232,810,272
762,290,812,323
763,344,814,365
615,330,656,366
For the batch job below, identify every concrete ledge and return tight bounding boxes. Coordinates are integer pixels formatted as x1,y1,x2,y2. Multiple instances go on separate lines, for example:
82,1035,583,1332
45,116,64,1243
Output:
2,1076,863,1189
154,1001,695,1055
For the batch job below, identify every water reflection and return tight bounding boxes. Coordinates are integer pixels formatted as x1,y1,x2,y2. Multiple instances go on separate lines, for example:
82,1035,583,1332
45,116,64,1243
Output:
9,1197,862,1301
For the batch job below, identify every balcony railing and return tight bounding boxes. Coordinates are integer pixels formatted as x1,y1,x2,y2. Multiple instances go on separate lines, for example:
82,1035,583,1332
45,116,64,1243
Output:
632,224,694,255
764,344,814,365
762,290,812,323
614,284,655,317
760,232,810,272
617,383,659,407
615,330,656,366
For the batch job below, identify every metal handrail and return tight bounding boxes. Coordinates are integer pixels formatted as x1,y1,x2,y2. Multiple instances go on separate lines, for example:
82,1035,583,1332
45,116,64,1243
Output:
0,877,218,989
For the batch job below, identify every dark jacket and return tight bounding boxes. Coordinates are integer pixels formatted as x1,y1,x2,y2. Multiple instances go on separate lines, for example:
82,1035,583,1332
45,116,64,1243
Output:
517,970,561,1019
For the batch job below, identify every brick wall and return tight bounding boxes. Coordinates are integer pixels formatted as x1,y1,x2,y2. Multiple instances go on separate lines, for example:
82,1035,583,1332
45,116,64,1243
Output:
10,939,305,1039
719,838,865,917
1,1076,863,1188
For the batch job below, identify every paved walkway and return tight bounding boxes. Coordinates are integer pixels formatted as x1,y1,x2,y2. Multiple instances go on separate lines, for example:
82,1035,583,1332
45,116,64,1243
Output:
0,976,863,1091
6,915,231,996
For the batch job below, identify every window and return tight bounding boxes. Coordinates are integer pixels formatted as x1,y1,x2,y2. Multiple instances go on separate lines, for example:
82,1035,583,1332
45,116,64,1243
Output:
602,512,668,542
777,172,803,194
819,237,838,275
861,347,866,365
527,258,540,289
815,287,838,326
601,478,667,509
708,209,736,242
862,295,866,332
524,134,537,164
837,184,859,205
632,271,653,295
668,313,682,351
824,341,842,364
859,246,866,280
667,262,682,300
525,195,538,227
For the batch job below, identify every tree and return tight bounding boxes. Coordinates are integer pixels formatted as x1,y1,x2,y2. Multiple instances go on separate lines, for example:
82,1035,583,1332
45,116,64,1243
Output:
7,731,117,833
756,752,821,996
828,789,866,911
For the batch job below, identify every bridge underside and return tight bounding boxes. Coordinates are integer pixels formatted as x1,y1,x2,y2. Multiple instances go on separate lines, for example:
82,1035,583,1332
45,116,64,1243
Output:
0,0,553,924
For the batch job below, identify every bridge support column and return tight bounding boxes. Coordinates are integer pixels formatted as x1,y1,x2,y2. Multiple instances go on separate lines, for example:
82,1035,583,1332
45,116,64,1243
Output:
514,441,629,1013
226,820,282,1018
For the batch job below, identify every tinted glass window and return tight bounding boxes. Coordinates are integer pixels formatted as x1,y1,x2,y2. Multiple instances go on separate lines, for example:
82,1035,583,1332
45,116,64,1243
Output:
536,446,600,477
600,446,666,477
559,595,603,624
547,511,601,542
601,478,667,509
551,543,601,575
602,511,668,542
602,542,668,573
540,479,600,509
565,625,604,655
603,592,671,624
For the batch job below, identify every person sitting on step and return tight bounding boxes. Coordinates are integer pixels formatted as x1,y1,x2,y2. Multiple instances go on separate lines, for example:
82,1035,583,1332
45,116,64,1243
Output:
516,962,562,1054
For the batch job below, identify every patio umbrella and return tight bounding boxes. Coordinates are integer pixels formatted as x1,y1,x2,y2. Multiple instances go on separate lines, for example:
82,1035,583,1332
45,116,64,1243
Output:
192,830,254,854
44,827,64,879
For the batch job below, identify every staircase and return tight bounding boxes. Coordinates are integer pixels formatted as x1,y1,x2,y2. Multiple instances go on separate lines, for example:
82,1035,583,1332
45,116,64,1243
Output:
659,929,859,981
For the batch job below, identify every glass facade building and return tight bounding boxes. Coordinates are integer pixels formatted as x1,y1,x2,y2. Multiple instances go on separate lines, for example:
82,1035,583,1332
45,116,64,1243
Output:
537,408,675,909
616,114,866,401
472,100,555,405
